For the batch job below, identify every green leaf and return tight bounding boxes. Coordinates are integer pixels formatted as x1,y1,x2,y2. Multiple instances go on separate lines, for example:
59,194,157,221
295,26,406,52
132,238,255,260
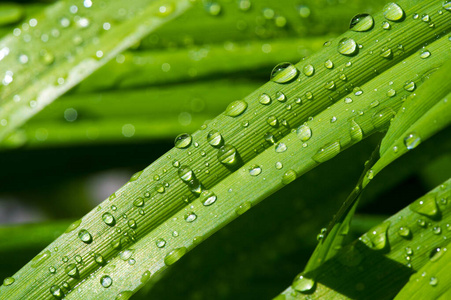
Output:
0,0,192,143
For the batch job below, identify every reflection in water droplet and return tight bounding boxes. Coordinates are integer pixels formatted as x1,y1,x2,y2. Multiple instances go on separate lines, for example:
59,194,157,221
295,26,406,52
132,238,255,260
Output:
361,221,390,250
371,107,395,130
383,3,404,21
292,274,315,293
270,62,299,83
404,81,416,91
275,142,287,153
185,212,197,223
102,213,116,226
3,277,15,286
201,190,217,206
282,169,297,185
218,144,238,166
156,238,166,248
259,93,271,105
349,13,374,31
324,59,334,69
64,263,79,278
78,229,92,244
382,21,391,30
275,91,286,102
267,115,279,127
249,165,262,176
404,132,421,150
207,130,223,147
100,275,113,288
174,133,192,149
338,38,358,55
410,194,438,218
324,81,335,90
164,247,187,266
419,49,431,59
303,64,315,76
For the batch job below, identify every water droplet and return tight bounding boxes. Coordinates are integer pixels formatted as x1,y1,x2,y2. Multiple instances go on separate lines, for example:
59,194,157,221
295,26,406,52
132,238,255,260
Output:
303,64,315,76
128,219,137,229
235,201,252,215
49,266,56,274
324,80,335,90
275,142,287,153
249,165,262,176
429,247,446,262
312,141,341,163
31,250,51,268
94,253,105,265
344,97,353,104
275,91,286,102
50,285,64,299
349,13,374,31
404,81,416,91
338,38,358,55
433,226,441,234
201,190,217,206
155,183,165,193
330,116,337,123
275,162,283,169
443,1,451,11
266,115,279,127
398,226,411,238
3,277,15,286
185,212,197,223
156,238,166,248
404,132,421,150
133,197,144,207
174,133,192,149
65,219,82,233
178,165,194,182
410,194,438,218
64,263,79,278
362,221,390,250
324,59,334,69
383,3,404,21
225,100,247,117
282,169,297,185
430,277,438,286
292,274,315,293
305,91,313,100
421,14,430,22
264,132,276,144
207,130,223,147
372,107,395,129
387,89,396,97
259,93,271,105
102,213,116,226
380,48,393,59
350,120,363,141
270,62,298,83
164,247,187,266
419,49,431,59
218,144,238,166
339,73,347,81
78,229,92,244
382,21,391,30
101,275,112,288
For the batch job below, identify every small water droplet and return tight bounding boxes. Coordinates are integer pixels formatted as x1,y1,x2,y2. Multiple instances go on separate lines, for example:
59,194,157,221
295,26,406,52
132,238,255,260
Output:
50,285,64,299
249,165,262,176
178,165,194,182
303,64,315,76
259,93,271,105
275,91,286,102
65,219,82,233
433,226,442,234
78,229,92,244
344,97,353,104
275,162,283,169
225,100,247,117
270,62,298,83
64,263,79,278
201,190,217,206
267,115,279,127
443,1,451,11
362,221,390,250
156,238,166,248
94,253,105,265
218,144,238,166
133,197,144,207
382,21,391,30
282,169,297,185
403,81,416,91
419,49,431,59
3,277,15,286
398,226,411,238
380,47,393,59
174,133,192,149
349,13,374,31
275,142,287,153
312,141,341,163
429,247,446,262
324,80,335,90
383,3,404,21
102,212,116,226
164,247,187,266
101,275,113,288
338,38,358,55
430,277,438,286
324,59,334,69
404,132,421,150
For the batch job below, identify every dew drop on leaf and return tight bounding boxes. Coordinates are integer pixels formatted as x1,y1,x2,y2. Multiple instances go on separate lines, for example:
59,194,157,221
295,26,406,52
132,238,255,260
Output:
292,274,315,293
174,133,192,149
102,212,116,226
303,64,315,76
410,193,438,218
225,100,247,117
259,93,271,105
78,229,92,244
383,3,404,21
249,165,262,176
270,62,298,83
337,38,358,55
282,169,297,185
349,13,374,31
164,247,187,266
312,141,341,163
207,130,223,147
100,275,113,288
324,59,334,69
404,132,421,150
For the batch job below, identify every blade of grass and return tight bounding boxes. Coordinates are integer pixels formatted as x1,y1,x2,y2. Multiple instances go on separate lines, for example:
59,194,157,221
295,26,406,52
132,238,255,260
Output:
279,178,451,299
1,1,450,299
0,0,192,143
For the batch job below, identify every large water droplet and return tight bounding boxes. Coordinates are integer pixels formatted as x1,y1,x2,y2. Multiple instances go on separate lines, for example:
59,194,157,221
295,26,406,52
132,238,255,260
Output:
266,115,279,127
410,194,438,218
324,80,335,90
282,169,297,185
419,49,431,59
312,141,341,163
3,277,15,286
270,62,298,83
303,64,315,76
362,221,390,250
207,130,223,147
404,132,421,150
164,247,187,266
398,226,411,238
338,38,358,56
292,274,315,293
429,247,446,262
443,1,451,11
404,81,416,91
383,3,404,21
275,142,287,153
64,263,79,278
349,13,374,31
225,100,247,117
324,59,334,69
100,275,113,288
174,133,192,149
102,212,116,226
50,285,64,299
178,165,194,182
78,229,92,244
218,144,238,166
